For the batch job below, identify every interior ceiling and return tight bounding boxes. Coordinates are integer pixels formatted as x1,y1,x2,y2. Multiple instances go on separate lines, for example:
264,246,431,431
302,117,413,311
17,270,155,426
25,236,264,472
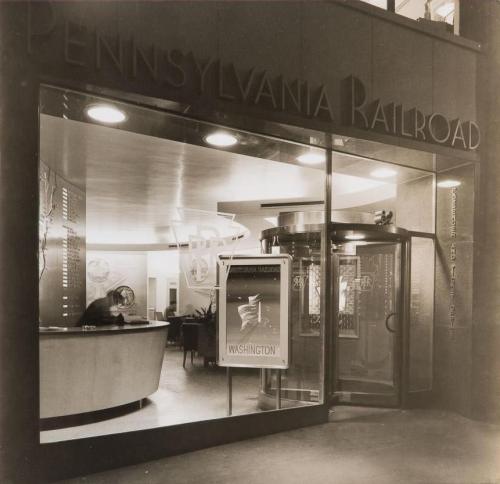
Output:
41,115,325,246
40,114,431,247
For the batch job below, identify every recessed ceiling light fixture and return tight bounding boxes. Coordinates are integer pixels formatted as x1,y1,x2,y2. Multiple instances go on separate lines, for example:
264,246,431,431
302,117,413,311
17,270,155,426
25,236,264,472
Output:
437,179,461,188
296,152,325,165
371,167,397,179
204,132,238,147
86,104,126,124
345,233,365,241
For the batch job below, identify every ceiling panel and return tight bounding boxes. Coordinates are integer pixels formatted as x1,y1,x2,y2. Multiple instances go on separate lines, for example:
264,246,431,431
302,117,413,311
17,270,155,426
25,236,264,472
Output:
40,115,324,245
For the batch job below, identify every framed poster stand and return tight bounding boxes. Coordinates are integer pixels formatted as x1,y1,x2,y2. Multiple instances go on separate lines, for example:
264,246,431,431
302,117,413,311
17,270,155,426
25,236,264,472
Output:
217,255,291,415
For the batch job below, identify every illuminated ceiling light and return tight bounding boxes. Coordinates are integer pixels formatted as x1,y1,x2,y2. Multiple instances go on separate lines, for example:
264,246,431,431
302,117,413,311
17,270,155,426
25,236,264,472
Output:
371,167,397,179
437,179,461,188
86,104,126,124
435,2,455,18
345,233,365,241
296,152,325,165
204,132,238,147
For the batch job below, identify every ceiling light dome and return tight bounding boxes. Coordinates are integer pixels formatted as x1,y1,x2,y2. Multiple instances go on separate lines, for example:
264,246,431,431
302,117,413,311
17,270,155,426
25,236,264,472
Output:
204,132,238,147
437,179,461,188
296,152,325,164
86,104,126,124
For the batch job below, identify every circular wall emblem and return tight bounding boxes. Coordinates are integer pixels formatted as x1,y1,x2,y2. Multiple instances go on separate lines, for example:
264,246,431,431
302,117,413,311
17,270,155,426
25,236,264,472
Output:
87,258,110,283
189,256,209,283
115,285,135,309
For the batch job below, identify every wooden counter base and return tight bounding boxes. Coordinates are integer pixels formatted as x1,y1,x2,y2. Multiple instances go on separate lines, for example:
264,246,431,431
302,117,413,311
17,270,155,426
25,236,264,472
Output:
39,322,168,419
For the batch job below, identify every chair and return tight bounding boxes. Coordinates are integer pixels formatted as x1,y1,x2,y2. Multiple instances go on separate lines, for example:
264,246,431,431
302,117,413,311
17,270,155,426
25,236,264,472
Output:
166,316,183,345
181,322,199,368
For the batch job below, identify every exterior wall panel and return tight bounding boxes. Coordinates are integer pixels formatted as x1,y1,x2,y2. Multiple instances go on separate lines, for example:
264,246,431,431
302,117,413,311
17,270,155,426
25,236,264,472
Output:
372,20,434,113
433,41,477,122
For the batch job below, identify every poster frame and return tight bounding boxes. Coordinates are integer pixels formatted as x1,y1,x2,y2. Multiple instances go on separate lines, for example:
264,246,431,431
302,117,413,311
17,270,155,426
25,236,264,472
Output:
217,254,291,369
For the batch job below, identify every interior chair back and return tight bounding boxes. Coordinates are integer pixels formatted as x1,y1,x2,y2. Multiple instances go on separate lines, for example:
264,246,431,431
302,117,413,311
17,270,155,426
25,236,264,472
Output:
181,322,199,351
166,316,183,343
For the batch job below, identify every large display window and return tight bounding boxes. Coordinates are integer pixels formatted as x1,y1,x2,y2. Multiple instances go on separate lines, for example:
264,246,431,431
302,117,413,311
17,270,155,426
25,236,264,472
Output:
37,82,476,444
38,85,328,442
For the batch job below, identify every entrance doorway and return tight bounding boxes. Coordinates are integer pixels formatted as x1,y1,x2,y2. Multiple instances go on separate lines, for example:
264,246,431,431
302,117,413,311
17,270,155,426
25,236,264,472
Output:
260,216,412,409
332,226,409,407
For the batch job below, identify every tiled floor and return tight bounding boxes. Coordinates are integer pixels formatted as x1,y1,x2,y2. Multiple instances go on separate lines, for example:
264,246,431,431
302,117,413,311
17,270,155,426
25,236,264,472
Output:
41,346,262,443
59,407,500,484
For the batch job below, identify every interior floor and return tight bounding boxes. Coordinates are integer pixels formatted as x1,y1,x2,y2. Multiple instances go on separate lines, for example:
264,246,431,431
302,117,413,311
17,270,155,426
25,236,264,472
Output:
57,407,500,484
40,346,262,443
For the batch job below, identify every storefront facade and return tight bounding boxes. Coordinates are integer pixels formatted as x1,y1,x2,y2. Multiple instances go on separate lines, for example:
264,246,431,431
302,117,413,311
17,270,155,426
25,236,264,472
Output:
1,1,495,482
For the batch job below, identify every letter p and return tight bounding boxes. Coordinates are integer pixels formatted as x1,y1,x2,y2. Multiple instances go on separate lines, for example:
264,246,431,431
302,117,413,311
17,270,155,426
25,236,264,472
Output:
27,1,57,54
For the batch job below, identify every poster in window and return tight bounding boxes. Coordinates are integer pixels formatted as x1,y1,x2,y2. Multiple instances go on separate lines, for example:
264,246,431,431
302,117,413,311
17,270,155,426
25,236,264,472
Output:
218,255,291,369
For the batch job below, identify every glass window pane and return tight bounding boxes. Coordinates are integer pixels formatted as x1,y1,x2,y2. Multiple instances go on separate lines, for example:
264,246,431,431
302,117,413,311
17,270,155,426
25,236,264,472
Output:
331,151,435,234
395,0,458,32
360,0,388,9
38,85,326,442
261,224,324,405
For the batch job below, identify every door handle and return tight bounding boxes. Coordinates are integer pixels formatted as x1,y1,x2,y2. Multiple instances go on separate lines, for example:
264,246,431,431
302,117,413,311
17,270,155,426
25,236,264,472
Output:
385,312,397,333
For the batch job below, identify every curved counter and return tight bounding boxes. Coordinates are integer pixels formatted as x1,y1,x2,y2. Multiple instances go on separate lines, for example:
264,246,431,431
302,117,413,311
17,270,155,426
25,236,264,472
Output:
39,321,168,419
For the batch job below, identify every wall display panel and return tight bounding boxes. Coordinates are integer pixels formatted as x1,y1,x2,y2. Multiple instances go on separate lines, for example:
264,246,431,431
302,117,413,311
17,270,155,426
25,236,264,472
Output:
39,161,86,326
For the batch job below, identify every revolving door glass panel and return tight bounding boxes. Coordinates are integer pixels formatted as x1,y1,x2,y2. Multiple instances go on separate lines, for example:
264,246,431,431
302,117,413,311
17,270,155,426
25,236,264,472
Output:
334,237,403,407
260,230,323,406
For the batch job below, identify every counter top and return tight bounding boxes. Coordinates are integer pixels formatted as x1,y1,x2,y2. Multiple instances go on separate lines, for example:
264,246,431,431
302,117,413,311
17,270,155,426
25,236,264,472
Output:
39,320,169,335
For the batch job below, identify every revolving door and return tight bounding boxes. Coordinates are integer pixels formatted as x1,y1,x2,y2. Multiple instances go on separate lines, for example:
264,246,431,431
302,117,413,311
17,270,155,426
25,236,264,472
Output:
259,212,411,408
331,224,409,407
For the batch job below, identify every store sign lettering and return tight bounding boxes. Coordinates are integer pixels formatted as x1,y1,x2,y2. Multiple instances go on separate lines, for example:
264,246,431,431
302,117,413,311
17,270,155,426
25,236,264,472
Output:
26,5,333,122
26,3,480,151
344,76,480,151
